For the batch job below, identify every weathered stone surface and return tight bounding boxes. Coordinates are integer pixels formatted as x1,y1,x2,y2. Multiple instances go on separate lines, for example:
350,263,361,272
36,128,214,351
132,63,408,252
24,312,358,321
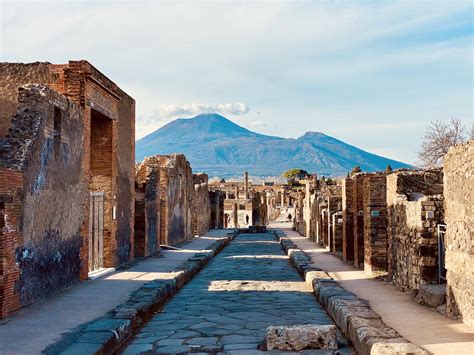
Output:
444,141,474,328
266,325,338,351
417,284,446,308
386,170,444,299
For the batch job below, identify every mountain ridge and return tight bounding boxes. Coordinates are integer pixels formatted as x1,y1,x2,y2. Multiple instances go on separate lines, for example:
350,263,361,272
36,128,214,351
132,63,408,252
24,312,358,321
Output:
136,114,410,177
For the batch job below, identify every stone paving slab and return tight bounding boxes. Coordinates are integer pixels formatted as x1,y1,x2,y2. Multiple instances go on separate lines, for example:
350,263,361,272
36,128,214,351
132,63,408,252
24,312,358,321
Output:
122,232,350,354
273,212,474,355
0,230,232,355
275,231,427,355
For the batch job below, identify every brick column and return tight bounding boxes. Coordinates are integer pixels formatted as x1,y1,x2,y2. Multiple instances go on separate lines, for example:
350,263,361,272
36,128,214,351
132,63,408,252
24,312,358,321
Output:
363,175,388,273
342,178,354,262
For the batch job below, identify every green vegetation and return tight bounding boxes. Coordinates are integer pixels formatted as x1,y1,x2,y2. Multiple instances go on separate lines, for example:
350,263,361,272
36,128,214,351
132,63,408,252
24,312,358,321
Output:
282,168,308,179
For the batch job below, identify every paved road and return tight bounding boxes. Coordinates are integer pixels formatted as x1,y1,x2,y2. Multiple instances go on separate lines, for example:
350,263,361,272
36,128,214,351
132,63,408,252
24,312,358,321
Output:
123,232,345,354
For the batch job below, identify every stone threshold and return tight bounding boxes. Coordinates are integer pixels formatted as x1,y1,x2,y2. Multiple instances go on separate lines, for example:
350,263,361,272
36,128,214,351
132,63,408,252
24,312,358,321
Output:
47,231,237,355
272,229,428,355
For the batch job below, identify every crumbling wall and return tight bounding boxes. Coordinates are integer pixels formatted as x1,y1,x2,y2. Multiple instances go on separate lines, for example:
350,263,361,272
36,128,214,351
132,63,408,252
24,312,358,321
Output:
386,170,444,297
0,85,84,317
444,141,473,328
363,175,388,273
0,63,53,138
157,154,194,245
209,190,224,229
193,173,211,236
135,157,161,257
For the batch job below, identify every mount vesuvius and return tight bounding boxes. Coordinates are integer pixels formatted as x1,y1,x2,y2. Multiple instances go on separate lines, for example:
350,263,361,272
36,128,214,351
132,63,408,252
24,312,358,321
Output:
136,114,410,178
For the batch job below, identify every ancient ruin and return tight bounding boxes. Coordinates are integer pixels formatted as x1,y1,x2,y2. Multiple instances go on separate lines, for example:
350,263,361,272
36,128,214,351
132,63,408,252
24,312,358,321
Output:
0,61,472,354
0,61,135,317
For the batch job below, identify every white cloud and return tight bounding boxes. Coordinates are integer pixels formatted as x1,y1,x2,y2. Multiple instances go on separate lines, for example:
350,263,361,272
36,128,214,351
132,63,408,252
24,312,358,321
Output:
151,103,249,120
250,121,266,128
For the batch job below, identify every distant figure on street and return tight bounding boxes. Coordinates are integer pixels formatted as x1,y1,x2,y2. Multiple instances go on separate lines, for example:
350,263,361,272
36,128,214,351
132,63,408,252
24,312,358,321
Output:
287,213,292,221
246,215,249,225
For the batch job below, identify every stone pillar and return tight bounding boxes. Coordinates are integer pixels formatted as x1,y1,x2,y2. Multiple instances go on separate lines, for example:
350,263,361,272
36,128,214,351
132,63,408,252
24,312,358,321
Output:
328,196,341,252
232,203,238,228
353,175,365,268
342,178,354,262
332,212,343,254
444,141,473,328
363,175,388,274
244,171,249,199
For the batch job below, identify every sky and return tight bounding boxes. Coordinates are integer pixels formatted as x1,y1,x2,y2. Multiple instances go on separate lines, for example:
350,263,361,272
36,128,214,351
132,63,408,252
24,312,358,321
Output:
1,0,472,164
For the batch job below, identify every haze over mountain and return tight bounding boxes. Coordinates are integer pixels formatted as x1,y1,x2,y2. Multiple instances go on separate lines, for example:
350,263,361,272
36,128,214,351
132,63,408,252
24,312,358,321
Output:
136,114,410,178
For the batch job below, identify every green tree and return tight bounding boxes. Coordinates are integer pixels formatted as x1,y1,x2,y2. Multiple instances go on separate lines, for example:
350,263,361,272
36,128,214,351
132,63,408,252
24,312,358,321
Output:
282,168,309,179
385,165,393,172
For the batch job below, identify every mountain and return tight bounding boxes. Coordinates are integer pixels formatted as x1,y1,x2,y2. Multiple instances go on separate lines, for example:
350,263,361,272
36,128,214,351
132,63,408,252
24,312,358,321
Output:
136,114,410,177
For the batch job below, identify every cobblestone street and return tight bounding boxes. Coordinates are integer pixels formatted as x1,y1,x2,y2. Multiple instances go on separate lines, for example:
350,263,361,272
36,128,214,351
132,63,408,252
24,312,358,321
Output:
123,232,346,354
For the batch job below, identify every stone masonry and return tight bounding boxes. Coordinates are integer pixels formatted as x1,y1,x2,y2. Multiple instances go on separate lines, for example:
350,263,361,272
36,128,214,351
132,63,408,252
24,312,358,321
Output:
386,169,444,297
0,61,136,277
153,154,194,246
134,157,161,257
444,141,473,328
0,85,84,318
363,174,388,273
192,173,211,236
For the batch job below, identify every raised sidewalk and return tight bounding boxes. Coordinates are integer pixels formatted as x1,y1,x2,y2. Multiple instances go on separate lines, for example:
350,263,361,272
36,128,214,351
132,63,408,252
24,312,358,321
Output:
0,230,230,355
268,216,474,354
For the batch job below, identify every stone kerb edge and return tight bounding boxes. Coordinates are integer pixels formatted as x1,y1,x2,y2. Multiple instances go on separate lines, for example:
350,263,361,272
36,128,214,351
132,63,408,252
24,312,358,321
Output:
57,231,237,355
273,231,427,355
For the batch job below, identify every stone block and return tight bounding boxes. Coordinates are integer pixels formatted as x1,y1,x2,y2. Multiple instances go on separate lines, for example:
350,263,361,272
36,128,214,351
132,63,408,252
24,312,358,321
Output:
266,325,338,351
416,284,446,308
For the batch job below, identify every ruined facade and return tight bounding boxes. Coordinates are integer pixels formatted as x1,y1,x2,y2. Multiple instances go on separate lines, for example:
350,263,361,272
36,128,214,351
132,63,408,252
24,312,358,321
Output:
209,189,224,229
0,85,84,318
444,141,473,328
134,157,161,257
386,170,444,297
154,154,194,246
192,173,211,236
341,178,354,262
0,61,135,318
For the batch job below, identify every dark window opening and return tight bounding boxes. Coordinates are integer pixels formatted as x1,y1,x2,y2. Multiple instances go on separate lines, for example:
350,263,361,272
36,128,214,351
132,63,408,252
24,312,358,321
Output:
54,106,62,140
0,202,5,229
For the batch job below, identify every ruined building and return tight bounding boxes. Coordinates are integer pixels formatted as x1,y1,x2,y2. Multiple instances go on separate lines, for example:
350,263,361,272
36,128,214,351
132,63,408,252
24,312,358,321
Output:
0,61,135,318
386,169,444,300
151,154,194,246
192,173,211,236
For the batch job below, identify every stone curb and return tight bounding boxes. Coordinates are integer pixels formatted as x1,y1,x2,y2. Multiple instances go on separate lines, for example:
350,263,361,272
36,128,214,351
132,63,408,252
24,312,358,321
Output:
56,232,237,355
272,231,428,355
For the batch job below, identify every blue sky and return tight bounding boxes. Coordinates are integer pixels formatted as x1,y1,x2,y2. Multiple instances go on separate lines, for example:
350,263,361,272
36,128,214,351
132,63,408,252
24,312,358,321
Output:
1,0,472,164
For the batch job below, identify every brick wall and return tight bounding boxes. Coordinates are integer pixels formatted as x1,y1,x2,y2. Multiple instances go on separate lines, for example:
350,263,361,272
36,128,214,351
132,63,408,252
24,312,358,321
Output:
444,141,473,328
342,178,354,262
352,174,365,268
363,175,388,273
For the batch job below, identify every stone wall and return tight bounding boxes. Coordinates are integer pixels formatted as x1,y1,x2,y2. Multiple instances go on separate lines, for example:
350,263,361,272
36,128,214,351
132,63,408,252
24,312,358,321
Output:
386,170,444,297
209,190,224,229
156,154,194,246
192,173,211,236
134,157,161,257
0,85,84,318
444,141,473,328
